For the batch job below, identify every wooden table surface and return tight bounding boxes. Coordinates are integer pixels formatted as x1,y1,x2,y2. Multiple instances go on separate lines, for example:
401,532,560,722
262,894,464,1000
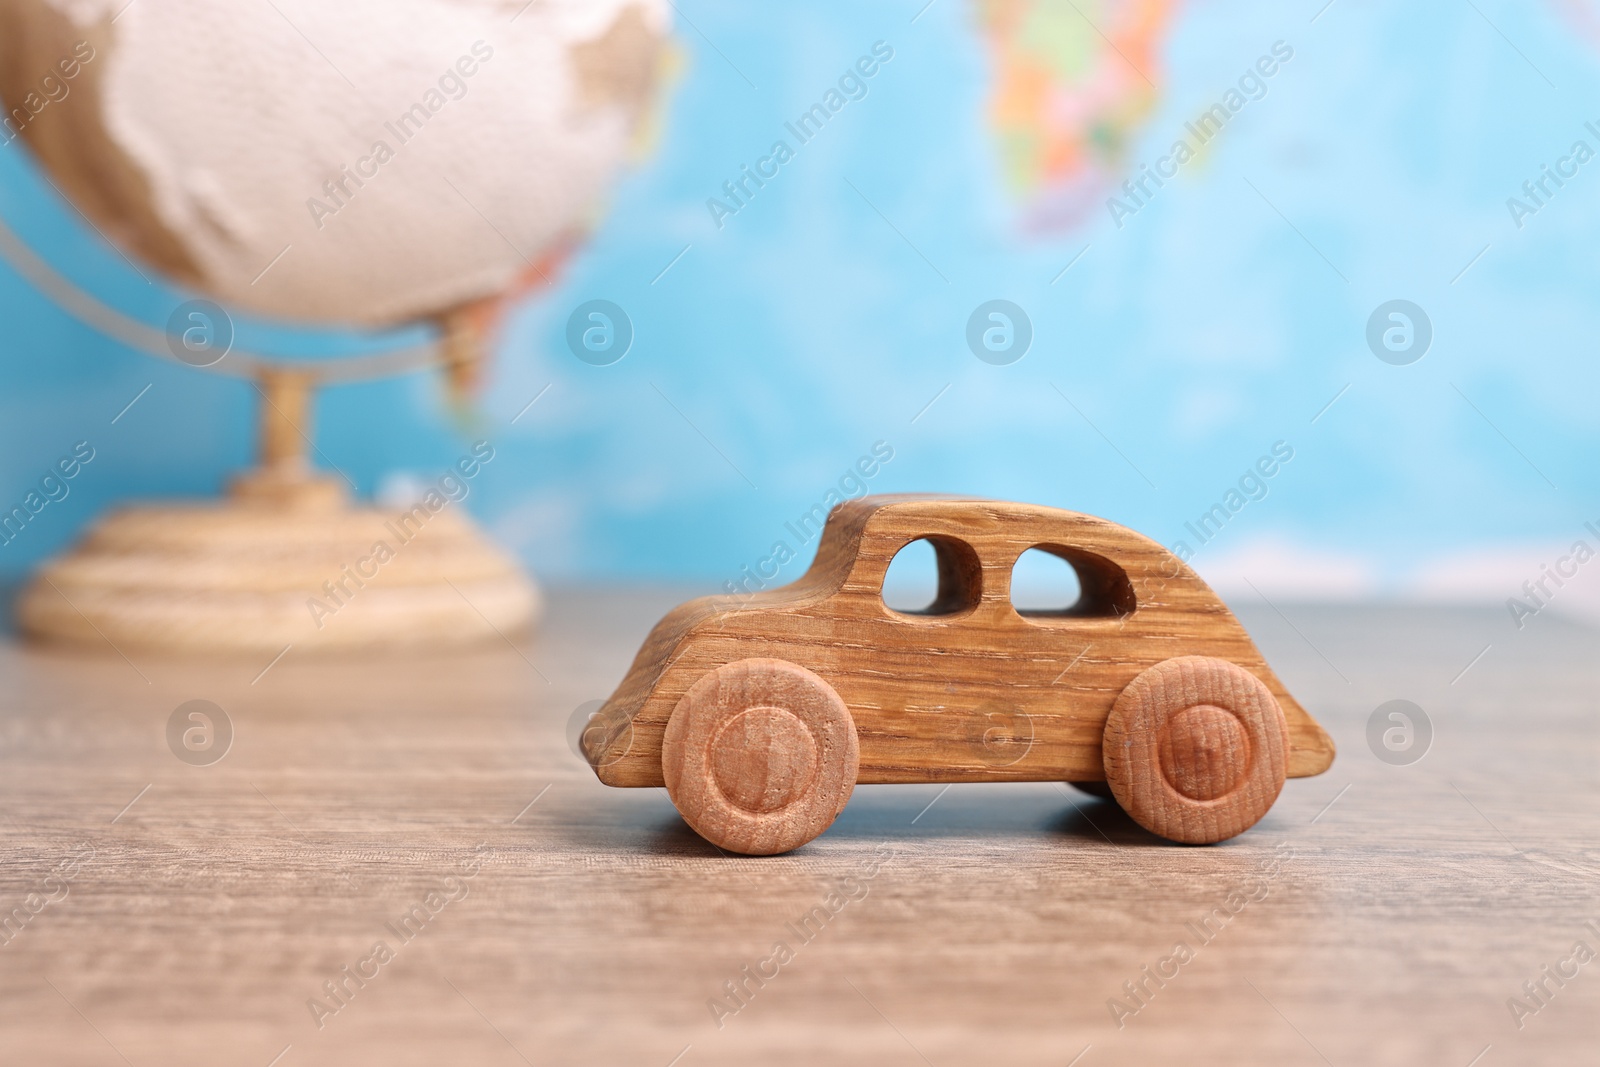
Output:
1,589,1595,1066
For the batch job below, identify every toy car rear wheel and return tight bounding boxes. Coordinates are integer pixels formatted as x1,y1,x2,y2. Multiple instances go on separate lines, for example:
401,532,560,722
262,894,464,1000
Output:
1102,656,1287,844
662,658,859,856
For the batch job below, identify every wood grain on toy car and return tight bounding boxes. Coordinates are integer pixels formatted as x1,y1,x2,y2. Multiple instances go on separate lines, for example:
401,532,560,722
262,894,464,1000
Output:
583,497,1335,787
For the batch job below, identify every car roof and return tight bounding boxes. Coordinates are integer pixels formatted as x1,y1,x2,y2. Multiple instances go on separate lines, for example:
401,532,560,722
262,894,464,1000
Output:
824,494,1163,564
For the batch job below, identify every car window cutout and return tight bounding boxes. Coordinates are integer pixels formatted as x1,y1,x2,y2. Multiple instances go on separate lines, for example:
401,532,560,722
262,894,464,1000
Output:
1010,547,1082,612
881,536,982,616
1011,544,1135,619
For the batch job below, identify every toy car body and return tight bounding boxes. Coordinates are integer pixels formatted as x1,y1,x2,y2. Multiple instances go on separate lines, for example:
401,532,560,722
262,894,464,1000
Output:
583,495,1335,853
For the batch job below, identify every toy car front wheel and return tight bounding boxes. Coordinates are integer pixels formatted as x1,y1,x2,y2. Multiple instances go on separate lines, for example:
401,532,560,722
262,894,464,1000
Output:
662,658,859,855
1102,656,1288,844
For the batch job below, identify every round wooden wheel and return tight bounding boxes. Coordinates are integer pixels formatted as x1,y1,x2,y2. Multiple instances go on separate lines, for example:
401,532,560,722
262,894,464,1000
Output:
662,658,859,856
1103,656,1287,844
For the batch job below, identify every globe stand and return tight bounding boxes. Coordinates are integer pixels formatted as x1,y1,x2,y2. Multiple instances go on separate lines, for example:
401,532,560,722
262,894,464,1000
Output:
17,365,540,655
228,368,348,510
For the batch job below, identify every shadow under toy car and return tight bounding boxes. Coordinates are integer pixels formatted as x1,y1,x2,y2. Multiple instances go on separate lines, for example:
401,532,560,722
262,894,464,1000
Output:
582,495,1334,854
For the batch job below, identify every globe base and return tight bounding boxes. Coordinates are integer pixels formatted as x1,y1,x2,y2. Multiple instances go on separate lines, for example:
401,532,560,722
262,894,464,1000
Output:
16,499,541,654
228,467,349,511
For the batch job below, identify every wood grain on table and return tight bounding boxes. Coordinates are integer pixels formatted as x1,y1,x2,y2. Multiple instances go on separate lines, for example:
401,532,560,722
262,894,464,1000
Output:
0,589,1595,1066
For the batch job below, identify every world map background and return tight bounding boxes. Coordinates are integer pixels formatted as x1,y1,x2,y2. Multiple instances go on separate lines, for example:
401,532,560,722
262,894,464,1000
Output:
2,0,1598,621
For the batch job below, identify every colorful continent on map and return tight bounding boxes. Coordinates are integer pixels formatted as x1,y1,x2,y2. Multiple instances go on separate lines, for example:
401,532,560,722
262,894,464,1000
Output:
975,0,1179,231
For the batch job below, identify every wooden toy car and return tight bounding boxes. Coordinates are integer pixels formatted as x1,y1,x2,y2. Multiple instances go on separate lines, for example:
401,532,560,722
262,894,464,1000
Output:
582,495,1335,854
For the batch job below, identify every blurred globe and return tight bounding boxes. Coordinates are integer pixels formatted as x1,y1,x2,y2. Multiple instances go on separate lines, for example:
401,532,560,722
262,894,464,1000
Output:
0,0,672,653
0,0,669,325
